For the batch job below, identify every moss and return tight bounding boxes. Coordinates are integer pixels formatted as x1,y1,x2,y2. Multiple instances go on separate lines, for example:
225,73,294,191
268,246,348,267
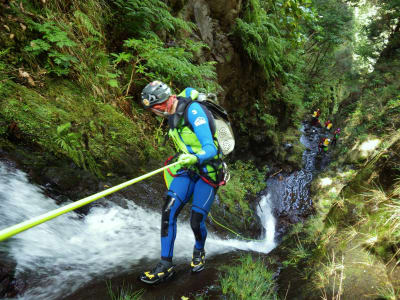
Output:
211,160,267,235
276,126,305,169
0,79,171,177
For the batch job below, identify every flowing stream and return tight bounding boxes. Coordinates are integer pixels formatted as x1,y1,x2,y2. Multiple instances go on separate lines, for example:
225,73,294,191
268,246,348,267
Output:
0,162,276,300
266,123,330,239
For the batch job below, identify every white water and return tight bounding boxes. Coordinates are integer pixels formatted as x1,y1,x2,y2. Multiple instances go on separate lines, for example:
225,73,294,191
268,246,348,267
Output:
0,162,276,300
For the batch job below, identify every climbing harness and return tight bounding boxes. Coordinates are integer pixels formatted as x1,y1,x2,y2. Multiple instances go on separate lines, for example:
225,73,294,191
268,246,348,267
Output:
163,157,255,241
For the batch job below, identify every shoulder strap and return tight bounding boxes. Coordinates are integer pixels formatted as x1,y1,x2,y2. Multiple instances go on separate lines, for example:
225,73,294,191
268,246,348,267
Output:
168,96,192,129
201,100,230,123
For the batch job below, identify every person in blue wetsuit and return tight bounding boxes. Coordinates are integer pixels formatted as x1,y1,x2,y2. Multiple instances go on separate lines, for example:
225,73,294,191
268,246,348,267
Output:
139,81,224,285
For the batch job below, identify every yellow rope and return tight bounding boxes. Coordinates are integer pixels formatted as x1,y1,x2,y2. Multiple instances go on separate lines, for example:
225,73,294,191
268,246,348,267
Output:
0,161,182,242
0,159,260,244
208,213,258,241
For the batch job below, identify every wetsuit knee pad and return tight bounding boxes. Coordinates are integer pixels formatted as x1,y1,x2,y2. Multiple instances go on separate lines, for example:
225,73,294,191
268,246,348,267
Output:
161,193,184,237
190,211,205,241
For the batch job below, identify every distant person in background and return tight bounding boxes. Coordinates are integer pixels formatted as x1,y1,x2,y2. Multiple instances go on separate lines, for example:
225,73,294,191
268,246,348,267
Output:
331,128,341,147
318,137,330,154
324,120,333,132
311,109,321,127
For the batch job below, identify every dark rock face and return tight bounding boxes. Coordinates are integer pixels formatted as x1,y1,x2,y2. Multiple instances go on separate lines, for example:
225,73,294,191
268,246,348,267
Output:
0,260,25,298
175,0,285,163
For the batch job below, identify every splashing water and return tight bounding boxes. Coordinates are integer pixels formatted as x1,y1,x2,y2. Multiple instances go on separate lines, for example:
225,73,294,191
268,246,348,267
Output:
0,162,276,300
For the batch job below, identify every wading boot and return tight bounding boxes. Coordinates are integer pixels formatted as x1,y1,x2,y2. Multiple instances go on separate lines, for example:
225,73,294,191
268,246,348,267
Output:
139,260,175,285
191,248,205,273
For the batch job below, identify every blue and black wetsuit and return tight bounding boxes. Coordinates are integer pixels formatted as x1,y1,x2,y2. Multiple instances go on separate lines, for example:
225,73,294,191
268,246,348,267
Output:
161,88,220,261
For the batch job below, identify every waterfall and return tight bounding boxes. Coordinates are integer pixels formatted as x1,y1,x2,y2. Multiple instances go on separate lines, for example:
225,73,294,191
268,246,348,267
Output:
0,162,276,300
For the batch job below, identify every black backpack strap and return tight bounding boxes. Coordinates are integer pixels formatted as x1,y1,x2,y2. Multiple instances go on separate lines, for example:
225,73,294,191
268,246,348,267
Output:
168,96,192,129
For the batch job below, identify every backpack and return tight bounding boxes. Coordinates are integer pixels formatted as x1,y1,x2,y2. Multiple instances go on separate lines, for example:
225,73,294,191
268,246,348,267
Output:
184,93,235,156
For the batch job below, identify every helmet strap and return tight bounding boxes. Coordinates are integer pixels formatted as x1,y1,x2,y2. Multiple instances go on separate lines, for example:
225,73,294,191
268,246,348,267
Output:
167,95,177,114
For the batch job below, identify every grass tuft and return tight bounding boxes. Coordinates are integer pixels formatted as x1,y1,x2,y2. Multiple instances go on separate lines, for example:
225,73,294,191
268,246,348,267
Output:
219,254,278,300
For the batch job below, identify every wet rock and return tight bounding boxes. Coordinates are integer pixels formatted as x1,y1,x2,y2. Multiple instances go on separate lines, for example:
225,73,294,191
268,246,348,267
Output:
205,0,241,28
265,123,330,243
283,143,293,150
193,0,213,47
0,260,23,298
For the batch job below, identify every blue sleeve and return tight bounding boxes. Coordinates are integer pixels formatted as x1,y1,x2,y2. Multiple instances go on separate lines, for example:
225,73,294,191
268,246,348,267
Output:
187,102,218,164
177,87,199,100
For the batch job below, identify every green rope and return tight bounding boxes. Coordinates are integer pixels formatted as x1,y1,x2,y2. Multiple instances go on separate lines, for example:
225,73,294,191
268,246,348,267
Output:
208,213,258,241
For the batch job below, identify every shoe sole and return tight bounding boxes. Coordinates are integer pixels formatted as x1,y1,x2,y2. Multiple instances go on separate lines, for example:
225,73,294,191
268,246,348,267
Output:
191,265,205,273
139,271,175,285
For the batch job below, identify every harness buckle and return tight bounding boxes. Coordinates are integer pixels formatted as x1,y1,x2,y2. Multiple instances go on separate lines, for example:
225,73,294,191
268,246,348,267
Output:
222,161,230,183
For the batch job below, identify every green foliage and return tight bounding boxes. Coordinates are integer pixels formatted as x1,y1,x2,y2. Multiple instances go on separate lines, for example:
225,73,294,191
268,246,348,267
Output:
235,1,283,80
113,0,192,36
0,48,11,98
0,48,7,71
73,10,103,39
25,21,78,75
260,113,277,128
107,281,144,300
231,0,321,153
353,0,400,67
55,122,102,177
4,0,119,100
111,0,220,93
219,161,267,221
376,285,397,300
301,0,355,113
120,37,219,92
219,254,278,300
338,60,400,143
0,79,167,177
235,0,315,80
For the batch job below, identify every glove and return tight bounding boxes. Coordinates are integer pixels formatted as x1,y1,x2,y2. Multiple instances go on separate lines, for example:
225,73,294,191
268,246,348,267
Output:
178,153,198,166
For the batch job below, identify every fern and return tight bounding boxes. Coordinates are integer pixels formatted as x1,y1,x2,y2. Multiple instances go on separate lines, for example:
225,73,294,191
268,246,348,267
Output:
25,21,78,76
111,0,220,93
235,0,313,80
33,21,77,48
235,1,284,80
113,0,193,36
73,10,102,38
56,122,102,177
122,37,219,92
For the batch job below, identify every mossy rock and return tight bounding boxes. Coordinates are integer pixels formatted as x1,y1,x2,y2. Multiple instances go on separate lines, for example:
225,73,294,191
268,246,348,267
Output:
317,243,393,300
